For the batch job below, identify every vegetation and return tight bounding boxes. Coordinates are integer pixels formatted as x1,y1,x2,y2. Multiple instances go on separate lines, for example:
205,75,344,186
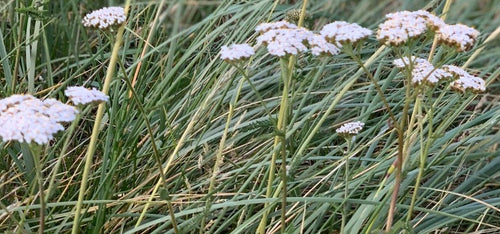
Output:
0,0,499,233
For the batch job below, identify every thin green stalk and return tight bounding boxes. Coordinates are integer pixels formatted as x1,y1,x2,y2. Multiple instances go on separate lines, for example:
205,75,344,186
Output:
258,2,309,231
407,89,433,222
341,138,352,234
386,52,416,231
428,0,453,62
71,1,131,233
121,64,179,234
257,58,291,233
30,144,44,233
344,45,399,132
280,58,291,233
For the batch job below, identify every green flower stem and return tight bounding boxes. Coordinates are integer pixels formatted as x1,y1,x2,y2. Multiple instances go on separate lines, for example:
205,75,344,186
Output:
427,0,453,62
72,1,131,233
30,144,44,233
386,53,416,231
407,89,433,222
344,45,400,132
258,58,291,233
341,138,352,234
258,1,310,230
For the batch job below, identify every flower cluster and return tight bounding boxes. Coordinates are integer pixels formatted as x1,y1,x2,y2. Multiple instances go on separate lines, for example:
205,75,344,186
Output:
220,43,255,62
377,11,429,46
437,24,480,52
256,27,314,57
82,7,126,29
0,95,78,144
336,121,365,136
443,65,486,92
394,57,451,85
377,10,479,51
308,34,341,56
255,21,298,33
65,86,109,105
320,21,372,44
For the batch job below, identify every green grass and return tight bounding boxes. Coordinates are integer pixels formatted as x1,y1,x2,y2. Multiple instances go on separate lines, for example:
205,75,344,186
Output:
0,0,499,233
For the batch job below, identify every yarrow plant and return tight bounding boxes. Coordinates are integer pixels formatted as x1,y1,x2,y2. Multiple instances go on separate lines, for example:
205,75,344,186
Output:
393,56,452,85
219,43,255,62
64,86,109,105
82,6,126,29
336,121,365,137
320,21,372,44
217,6,488,233
0,94,77,145
444,65,486,92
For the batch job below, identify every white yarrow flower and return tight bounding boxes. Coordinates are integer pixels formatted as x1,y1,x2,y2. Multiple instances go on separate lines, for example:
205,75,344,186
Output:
377,11,429,46
82,7,126,29
257,27,314,57
308,34,342,56
394,57,451,85
443,65,486,92
65,86,109,105
220,43,255,62
336,121,365,136
255,21,298,33
437,24,479,52
320,21,372,44
0,95,78,144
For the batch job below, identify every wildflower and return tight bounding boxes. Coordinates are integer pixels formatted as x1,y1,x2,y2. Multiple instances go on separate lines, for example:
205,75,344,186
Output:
82,7,126,29
414,10,446,30
255,21,298,33
377,11,429,46
436,24,479,52
394,57,451,85
65,86,109,105
0,95,78,144
443,65,485,92
336,121,365,136
220,43,255,62
256,27,314,57
320,21,372,44
308,34,342,56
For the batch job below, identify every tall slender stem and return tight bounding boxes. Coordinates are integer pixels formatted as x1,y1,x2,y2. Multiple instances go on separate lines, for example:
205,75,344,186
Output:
428,0,453,62
31,145,44,233
71,1,131,233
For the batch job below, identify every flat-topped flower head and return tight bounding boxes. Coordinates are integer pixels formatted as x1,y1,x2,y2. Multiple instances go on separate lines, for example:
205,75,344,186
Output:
257,27,314,57
220,43,255,62
443,65,485,92
82,7,126,30
394,57,451,85
308,34,342,56
65,86,109,105
437,24,479,52
336,121,365,137
255,21,298,33
320,21,372,44
414,10,446,30
0,95,78,144
377,11,429,46
393,56,427,68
